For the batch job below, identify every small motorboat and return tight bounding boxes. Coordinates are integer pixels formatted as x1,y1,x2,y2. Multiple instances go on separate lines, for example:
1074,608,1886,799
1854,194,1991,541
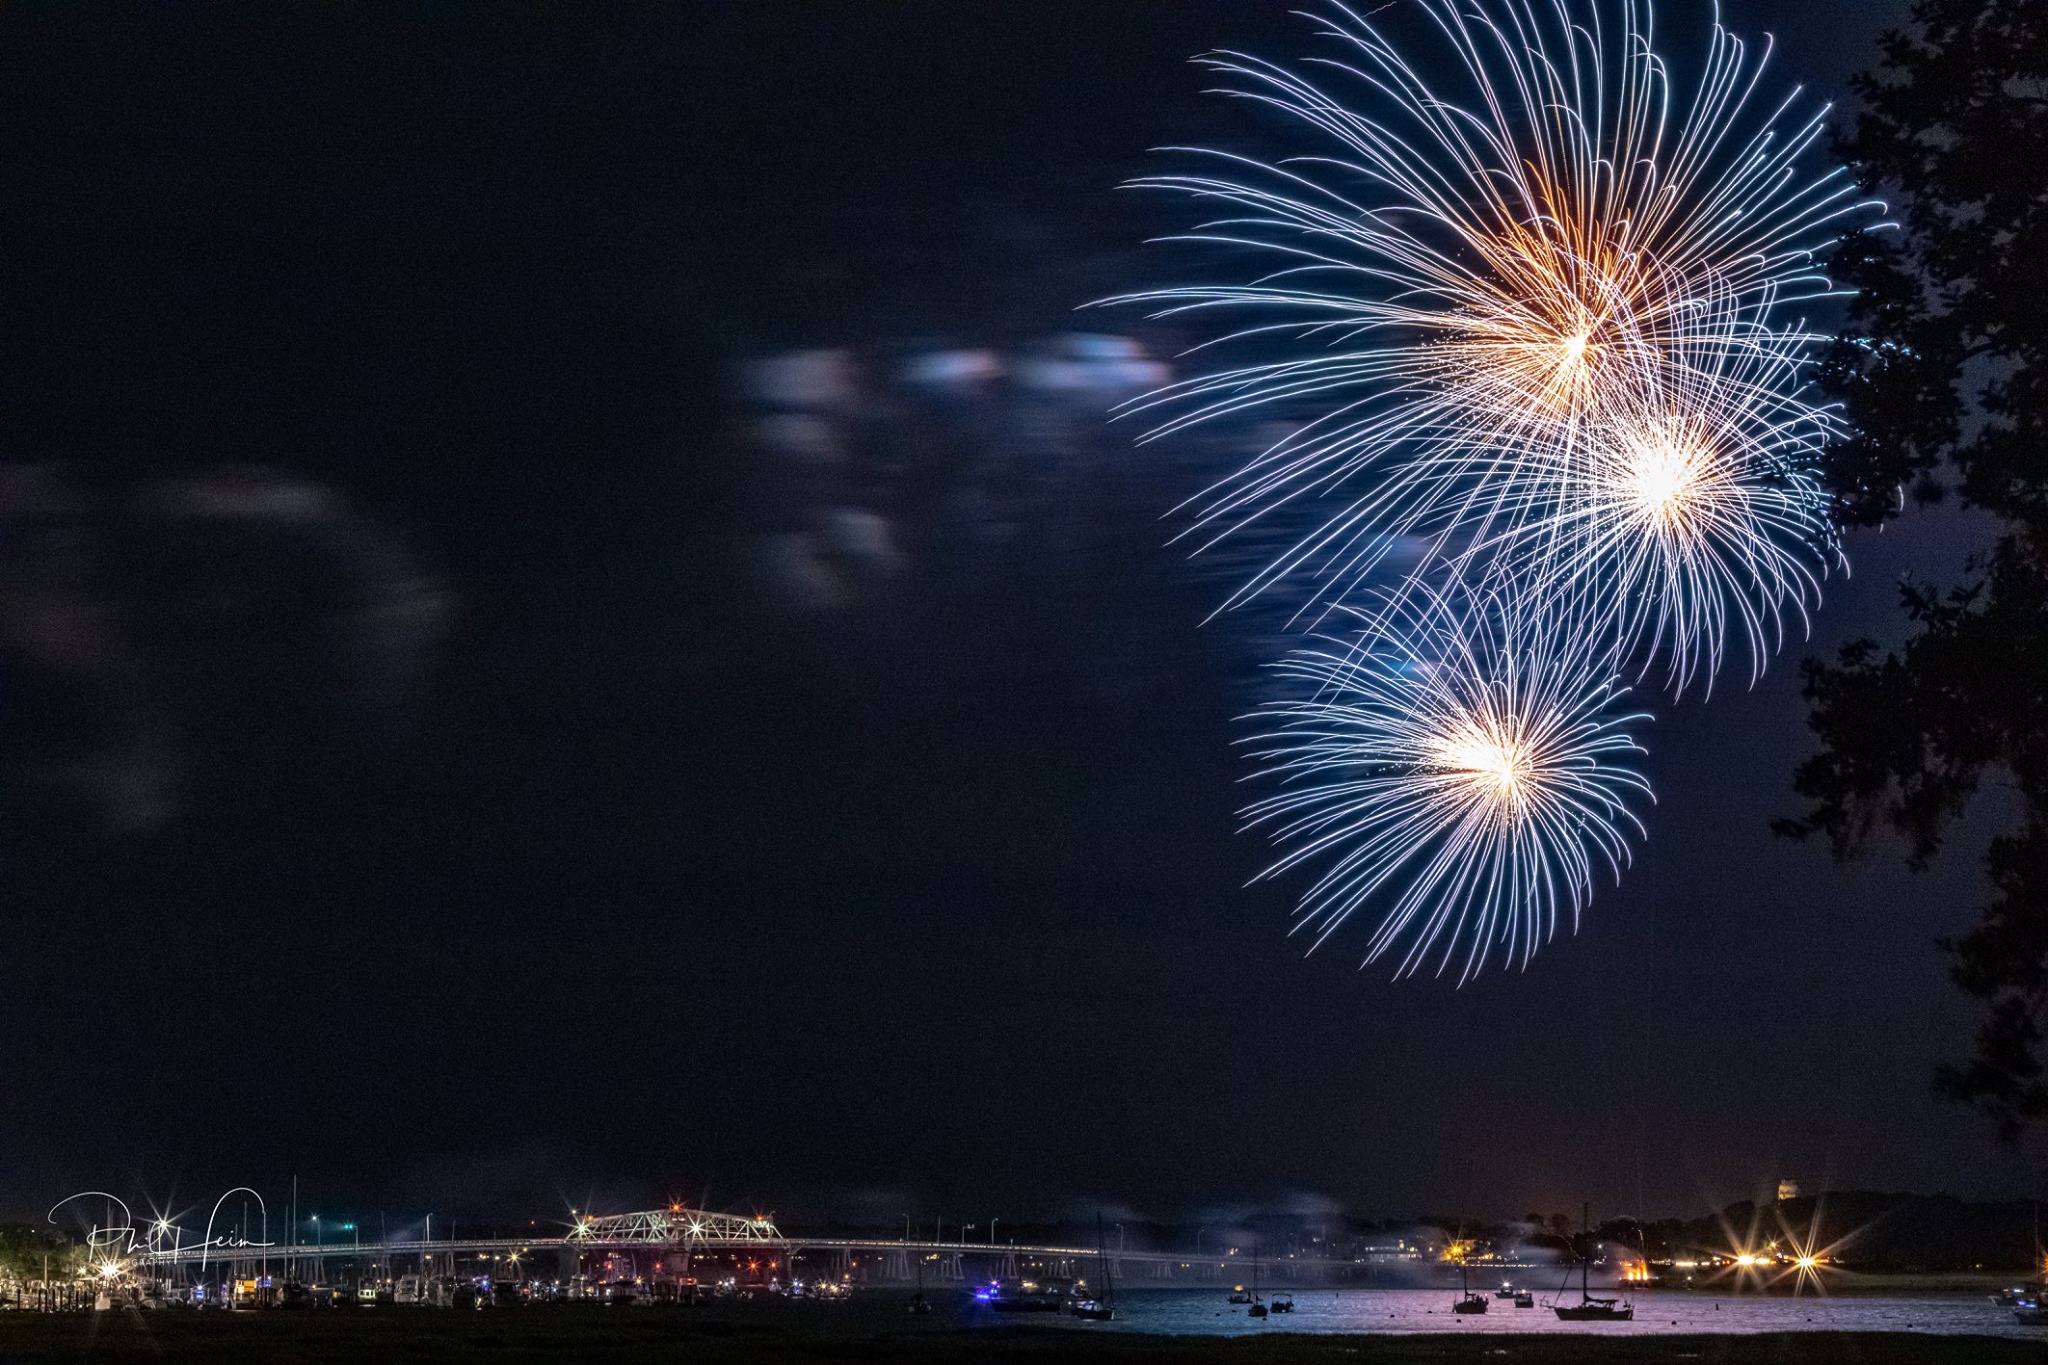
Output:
907,1291,931,1316
1227,1287,1254,1305
1494,1284,1518,1299
986,1277,1068,1312
1514,1291,1535,1308
2017,1298,2048,1327
1270,1293,1294,1314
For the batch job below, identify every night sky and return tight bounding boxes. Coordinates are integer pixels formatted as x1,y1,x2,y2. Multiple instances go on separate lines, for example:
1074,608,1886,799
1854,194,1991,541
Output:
3,0,2024,1234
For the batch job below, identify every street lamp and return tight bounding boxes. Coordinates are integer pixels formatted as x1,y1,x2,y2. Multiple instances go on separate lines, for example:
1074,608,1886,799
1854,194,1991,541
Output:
960,1225,975,1247
989,1218,998,1248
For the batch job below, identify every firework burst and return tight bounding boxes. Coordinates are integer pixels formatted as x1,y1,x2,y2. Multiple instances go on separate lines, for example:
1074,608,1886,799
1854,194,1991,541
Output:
1113,0,1868,673
1244,585,1651,981
1481,280,1842,692
1115,0,1872,974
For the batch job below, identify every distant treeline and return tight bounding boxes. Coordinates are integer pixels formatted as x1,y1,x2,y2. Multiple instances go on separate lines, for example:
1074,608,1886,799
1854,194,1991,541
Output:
797,1194,2046,1274
1636,1193,2045,1274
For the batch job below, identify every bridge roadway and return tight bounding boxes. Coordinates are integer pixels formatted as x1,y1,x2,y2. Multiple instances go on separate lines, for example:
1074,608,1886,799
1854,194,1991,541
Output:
138,1235,1271,1271
108,1202,1462,1282
129,1235,1399,1283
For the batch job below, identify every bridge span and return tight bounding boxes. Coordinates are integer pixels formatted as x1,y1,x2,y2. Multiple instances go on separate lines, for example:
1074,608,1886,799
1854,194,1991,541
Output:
109,1202,1391,1285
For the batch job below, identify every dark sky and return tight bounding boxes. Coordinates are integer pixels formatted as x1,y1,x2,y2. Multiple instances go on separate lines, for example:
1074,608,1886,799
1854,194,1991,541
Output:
4,0,2020,1236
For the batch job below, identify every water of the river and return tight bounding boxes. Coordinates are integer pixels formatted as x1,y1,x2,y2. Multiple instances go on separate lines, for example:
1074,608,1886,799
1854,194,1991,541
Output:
954,1287,2043,1340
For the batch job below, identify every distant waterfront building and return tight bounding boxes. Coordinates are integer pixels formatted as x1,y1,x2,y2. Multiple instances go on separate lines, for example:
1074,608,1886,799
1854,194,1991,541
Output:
1355,1241,1424,1265
1777,1180,1800,1202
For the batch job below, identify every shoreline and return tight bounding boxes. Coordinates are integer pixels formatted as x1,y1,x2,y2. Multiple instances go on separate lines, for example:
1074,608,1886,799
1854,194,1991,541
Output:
4,1311,2044,1364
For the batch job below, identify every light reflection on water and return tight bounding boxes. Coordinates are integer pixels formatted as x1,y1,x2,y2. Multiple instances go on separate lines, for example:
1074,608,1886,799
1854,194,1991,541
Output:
1023,1288,2040,1340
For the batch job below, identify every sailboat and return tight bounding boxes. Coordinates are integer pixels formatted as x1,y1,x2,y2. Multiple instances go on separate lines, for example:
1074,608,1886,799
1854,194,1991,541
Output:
2012,1202,2048,1324
1246,1241,1268,1319
908,1241,931,1316
1072,1215,1115,1321
1452,1238,1488,1314
1552,1204,1633,1322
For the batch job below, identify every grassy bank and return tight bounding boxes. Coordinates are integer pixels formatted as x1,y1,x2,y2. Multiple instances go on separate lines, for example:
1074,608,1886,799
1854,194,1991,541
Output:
3,1308,2044,1364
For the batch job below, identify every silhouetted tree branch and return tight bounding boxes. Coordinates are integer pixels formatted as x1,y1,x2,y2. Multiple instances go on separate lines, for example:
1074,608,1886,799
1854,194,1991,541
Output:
1780,0,2048,1137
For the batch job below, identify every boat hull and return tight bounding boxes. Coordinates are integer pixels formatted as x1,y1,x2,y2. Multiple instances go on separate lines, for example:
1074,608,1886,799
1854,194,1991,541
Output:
1554,1305,1634,1322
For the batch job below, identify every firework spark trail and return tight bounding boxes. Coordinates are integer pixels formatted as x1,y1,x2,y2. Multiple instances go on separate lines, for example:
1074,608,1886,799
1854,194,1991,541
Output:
1111,0,1871,681
1244,584,1651,981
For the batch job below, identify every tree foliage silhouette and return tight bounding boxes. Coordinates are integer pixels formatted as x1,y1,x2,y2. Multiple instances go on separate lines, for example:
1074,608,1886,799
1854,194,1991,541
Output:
1780,0,2048,1138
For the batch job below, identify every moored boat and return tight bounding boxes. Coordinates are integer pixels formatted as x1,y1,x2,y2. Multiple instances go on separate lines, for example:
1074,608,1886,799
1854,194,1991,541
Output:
1071,1215,1116,1321
1451,1231,1487,1313
984,1277,1067,1312
1551,1204,1633,1323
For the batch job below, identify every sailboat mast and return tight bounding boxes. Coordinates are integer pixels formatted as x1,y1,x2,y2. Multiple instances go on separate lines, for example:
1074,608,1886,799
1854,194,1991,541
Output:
1581,1203,1590,1302
1099,1214,1114,1304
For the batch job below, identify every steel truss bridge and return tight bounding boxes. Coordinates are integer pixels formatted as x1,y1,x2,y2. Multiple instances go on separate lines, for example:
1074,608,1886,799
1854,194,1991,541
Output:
116,1202,1396,1284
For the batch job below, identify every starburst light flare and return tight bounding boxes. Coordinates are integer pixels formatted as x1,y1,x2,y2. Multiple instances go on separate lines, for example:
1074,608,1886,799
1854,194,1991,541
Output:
1243,584,1651,982
1111,0,1871,671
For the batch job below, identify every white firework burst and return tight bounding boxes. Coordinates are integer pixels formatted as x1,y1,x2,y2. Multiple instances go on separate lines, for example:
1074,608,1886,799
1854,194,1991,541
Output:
1480,279,1842,692
1111,0,1869,688
1244,584,1651,981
